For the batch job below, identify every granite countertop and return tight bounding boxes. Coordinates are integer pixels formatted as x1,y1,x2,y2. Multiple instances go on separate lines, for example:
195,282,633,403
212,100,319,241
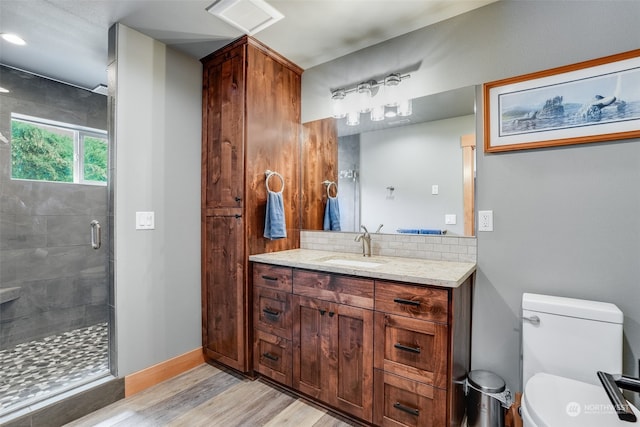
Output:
249,249,476,288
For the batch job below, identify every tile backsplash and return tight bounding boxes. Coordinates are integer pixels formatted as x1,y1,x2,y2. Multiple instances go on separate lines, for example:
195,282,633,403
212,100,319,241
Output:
301,231,476,263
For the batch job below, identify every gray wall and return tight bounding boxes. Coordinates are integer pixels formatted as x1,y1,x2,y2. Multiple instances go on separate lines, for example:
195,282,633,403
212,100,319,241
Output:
0,66,108,348
302,0,640,400
110,25,202,376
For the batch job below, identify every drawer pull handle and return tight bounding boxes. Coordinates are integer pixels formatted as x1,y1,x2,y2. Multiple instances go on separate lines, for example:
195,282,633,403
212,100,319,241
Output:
328,311,335,317
319,309,327,316
263,307,280,317
261,275,279,281
394,343,421,354
393,298,421,307
262,352,279,362
393,402,419,416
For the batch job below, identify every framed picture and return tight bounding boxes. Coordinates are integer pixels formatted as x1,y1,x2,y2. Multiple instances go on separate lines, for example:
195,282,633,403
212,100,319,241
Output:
484,49,640,153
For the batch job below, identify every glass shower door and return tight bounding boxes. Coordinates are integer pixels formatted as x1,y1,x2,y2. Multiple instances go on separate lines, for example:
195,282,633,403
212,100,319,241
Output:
0,66,111,417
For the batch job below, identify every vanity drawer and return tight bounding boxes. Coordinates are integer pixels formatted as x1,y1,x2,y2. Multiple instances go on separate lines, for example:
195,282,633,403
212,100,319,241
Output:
374,369,446,427
374,313,448,389
254,287,292,338
253,263,293,292
253,330,292,387
375,281,448,323
293,269,374,309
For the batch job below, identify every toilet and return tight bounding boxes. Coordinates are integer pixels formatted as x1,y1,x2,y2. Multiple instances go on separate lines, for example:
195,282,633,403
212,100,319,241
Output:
520,293,639,426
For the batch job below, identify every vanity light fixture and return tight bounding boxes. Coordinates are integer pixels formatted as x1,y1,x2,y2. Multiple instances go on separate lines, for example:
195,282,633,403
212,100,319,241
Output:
0,87,9,93
331,72,411,126
1,33,26,45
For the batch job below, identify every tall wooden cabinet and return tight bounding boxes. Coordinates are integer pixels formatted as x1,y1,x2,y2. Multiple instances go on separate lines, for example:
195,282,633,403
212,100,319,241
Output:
201,36,302,372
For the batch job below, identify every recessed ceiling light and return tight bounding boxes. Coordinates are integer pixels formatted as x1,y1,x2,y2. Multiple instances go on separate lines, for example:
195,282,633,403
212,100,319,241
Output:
1,33,26,46
0,87,9,93
206,0,284,35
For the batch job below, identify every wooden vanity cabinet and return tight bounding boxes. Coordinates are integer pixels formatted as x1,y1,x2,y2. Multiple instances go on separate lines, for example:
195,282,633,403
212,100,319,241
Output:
253,264,294,386
201,36,302,373
373,278,472,427
291,269,375,422
250,262,472,427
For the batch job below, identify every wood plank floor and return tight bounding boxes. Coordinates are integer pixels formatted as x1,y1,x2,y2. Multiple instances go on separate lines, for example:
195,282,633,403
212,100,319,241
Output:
64,363,360,427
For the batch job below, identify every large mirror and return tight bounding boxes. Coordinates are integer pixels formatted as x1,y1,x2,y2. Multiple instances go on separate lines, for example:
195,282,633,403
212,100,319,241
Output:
302,86,477,236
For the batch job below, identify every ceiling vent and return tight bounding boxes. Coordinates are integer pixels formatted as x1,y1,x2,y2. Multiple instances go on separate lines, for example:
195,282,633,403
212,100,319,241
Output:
206,0,284,35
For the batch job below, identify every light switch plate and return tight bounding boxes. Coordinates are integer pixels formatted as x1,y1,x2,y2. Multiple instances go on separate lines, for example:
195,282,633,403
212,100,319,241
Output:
136,211,155,230
445,214,456,225
432,185,439,195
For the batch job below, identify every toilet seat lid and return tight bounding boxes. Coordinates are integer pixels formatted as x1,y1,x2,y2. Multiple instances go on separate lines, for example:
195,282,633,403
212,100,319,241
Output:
524,372,640,427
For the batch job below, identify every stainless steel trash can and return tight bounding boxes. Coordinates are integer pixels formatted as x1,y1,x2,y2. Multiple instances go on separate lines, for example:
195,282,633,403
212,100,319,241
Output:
467,370,511,427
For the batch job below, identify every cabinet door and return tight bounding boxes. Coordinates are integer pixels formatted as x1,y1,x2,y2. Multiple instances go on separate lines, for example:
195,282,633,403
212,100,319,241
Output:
374,370,446,427
292,295,331,401
203,213,246,371
292,295,374,423
203,47,245,209
253,330,292,387
374,313,448,389
254,286,291,339
332,303,374,422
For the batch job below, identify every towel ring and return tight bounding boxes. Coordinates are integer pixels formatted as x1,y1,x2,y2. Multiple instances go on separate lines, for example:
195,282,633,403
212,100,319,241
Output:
265,170,285,193
322,180,338,199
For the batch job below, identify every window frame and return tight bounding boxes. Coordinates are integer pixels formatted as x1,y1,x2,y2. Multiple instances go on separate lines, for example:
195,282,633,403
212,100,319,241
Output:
10,113,108,186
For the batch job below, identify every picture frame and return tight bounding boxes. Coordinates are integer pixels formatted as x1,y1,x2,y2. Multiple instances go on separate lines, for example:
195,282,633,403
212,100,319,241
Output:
483,49,640,153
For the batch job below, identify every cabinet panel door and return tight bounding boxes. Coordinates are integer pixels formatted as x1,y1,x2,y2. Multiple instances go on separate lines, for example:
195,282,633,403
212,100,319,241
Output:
292,295,331,401
374,370,446,427
253,330,292,387
203,48,245,209
203,213,246,371
252,263,293,292
333,304,374,422
374,313,448,389
375,281,449,323
254,287,291,338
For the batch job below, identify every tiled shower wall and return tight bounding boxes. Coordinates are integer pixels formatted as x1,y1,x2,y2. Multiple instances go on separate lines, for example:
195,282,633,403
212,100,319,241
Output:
0,66,109,348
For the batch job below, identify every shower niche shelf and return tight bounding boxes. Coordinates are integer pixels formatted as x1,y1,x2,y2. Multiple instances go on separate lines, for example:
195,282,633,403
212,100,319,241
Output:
0,287,21,304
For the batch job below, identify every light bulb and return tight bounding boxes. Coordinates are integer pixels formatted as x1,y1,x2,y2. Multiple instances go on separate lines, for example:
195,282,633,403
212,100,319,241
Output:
346,111,360,126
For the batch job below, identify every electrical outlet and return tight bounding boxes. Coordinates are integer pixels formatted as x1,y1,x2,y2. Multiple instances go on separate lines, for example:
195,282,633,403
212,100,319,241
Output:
478,210,494,232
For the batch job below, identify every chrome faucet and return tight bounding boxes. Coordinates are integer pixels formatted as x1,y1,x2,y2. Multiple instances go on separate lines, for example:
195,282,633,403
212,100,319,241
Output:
355,225,371,257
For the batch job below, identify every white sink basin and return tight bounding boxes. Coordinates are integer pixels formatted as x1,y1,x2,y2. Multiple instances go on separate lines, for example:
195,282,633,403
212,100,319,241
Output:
323,258,384,268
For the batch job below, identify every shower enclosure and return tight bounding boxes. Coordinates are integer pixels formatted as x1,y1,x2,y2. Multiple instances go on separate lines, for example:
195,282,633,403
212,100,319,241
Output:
0,66,112,417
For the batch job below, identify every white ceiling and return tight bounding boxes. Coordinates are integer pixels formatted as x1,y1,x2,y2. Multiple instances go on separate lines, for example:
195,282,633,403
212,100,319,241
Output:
0,0,496,92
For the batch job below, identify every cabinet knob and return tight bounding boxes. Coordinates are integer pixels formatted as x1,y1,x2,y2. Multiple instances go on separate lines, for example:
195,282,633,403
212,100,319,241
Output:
235,196,242,202
319,309,326,316
328,311,335,317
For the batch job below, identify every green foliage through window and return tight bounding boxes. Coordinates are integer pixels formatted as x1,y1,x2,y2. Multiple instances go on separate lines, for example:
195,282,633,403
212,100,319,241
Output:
10,115,107,185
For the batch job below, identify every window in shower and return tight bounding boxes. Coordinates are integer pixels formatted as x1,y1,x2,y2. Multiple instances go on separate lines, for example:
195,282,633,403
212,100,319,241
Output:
10,113,107,185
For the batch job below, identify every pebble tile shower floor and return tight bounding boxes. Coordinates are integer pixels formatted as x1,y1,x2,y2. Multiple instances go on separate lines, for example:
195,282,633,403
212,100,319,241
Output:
0,323,109,414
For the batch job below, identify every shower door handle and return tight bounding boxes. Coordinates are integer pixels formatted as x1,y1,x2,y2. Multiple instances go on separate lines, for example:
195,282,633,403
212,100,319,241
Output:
90,220,101,249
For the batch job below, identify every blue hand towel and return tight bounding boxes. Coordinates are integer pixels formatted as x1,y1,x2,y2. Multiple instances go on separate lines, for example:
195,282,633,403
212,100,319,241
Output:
323,197,341,231
419,229,444,235
264,191,287,240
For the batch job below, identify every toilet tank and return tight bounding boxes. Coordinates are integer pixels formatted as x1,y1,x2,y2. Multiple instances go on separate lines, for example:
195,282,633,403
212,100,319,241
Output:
522,293,623,387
